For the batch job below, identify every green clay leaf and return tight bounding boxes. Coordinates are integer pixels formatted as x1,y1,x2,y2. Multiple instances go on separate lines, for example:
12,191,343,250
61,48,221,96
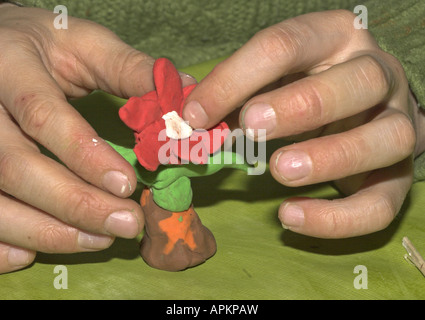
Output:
152,176,193,212
139,151,251,190
106,140,252,191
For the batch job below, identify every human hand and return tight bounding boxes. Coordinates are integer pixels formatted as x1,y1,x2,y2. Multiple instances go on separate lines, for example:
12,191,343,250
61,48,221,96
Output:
183,10,423,238
0,5,195,274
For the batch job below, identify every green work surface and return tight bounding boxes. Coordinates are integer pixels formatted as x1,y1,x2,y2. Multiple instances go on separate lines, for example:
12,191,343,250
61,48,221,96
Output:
1,58,425,300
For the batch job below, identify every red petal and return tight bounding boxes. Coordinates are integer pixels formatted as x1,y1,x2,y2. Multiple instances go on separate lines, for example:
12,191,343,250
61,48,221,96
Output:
182,83,197,99
189,134,209,164
119,91,161,132
171,121,229,164
169,137,199,164
172,135,209,165
154,58,183,114
133,120,166,171
206,122,230,154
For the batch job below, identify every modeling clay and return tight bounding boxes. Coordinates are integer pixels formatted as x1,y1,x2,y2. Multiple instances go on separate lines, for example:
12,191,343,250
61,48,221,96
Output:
113,58,250,271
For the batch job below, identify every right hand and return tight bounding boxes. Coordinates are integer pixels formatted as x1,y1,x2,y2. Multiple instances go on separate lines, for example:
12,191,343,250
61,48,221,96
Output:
183,10,419,239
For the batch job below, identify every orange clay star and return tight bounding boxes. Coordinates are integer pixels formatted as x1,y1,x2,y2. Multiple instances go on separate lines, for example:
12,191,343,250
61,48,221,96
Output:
159,208,197,255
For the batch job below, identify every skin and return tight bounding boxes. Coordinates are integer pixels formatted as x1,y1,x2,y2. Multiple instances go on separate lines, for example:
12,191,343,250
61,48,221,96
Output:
0,5,196,274
184,10,425,239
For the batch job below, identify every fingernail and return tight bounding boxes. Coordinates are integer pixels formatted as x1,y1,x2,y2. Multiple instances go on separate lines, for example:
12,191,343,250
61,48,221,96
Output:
275,150,312,181
178,71,197,86
183,100,209,129
105,210,140,238
8,247,31,267
103,171,131,197
78,232,113,250
279,203,305,229
241,103,276,135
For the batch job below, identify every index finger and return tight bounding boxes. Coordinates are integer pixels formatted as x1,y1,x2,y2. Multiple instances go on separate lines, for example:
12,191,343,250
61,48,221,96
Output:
183,10,367,129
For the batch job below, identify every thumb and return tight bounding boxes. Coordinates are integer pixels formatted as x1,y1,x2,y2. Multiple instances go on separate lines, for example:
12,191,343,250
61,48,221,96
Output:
70,21,196,98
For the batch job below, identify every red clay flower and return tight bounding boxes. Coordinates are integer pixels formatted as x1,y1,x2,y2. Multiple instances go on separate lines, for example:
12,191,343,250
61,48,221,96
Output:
119,58,229,171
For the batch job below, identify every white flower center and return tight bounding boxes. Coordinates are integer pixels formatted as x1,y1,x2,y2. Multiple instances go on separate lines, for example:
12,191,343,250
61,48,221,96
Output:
162,111,193,140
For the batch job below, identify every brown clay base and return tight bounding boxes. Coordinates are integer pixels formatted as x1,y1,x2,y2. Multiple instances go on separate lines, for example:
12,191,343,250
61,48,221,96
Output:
139,188,217,271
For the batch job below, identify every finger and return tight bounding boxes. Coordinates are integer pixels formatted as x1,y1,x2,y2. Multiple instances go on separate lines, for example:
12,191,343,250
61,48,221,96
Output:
39,18,155,98
0,192,113,253
0,242,36,274
278,157,413,238
183,10,367,129
64,19,197,98
269,111,415,186
241,54,396,139
0,113,144,239
0,148,144,238
0,49,137,198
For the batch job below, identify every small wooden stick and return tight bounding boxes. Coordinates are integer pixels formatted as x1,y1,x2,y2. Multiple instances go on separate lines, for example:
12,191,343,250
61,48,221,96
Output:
402,236,425,277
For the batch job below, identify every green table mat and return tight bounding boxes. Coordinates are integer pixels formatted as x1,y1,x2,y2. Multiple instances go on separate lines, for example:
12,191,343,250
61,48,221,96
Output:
1,58,425,300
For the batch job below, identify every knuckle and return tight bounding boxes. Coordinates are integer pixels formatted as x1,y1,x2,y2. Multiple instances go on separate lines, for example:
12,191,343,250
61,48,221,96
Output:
323,134,366,175
118,50,152,78
319,206,353,237
14,93,56,138
36,224,75,253
62,134,110,179
391,113,416,156
58,185,109,229
0,152,15,190
387,55,409,93
0,30,27,62
65,135,97,171
373,193,397,229
327,9,365,39
115,49,154,96
314,188,401,238
207,63,240,105
253,23,304,65
0,150,29,192
332,9,359,26
286,80,326,130
357,54,393,97
383,52,405,79
69,191,99,225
